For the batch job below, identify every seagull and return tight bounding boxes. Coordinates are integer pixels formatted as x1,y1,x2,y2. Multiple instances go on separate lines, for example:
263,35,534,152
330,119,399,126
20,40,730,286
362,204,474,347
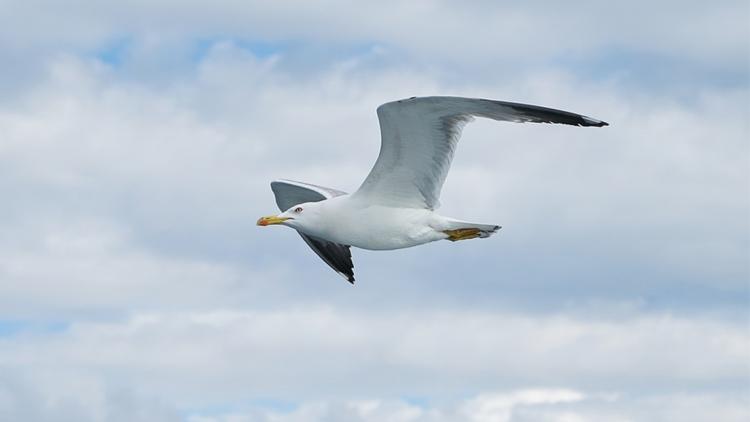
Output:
258,96,608,283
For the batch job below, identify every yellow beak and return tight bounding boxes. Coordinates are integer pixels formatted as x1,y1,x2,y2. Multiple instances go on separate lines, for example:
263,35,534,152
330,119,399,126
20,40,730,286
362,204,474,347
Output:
257,215,290,226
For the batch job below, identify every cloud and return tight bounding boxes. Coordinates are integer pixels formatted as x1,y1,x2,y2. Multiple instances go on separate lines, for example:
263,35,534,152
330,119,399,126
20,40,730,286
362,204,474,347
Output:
1,307,749,420
0,3,747,421
2,1,748,69
1,2,747,105
0,47,746,318
0,370,181,422
1,308,747,399
459,389,587,422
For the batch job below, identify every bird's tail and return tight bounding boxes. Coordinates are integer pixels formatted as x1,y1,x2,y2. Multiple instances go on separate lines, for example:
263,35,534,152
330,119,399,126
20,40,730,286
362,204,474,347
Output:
440,218,501,242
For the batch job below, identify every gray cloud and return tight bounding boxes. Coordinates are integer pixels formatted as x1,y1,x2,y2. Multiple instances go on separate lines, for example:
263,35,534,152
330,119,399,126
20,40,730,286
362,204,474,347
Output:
0,3,747,420
1,49,746,317
2,1,747,67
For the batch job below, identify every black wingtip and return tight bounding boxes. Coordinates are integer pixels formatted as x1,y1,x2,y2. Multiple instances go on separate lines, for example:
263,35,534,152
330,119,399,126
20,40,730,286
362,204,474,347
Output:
581,115,609,127
339,271,355,284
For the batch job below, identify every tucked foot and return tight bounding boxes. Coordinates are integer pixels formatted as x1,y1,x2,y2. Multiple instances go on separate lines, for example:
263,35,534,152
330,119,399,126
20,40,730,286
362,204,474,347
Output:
443,228,482,241
442,225,501,242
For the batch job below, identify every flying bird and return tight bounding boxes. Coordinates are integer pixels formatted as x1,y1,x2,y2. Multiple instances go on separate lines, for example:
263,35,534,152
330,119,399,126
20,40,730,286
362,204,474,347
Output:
258,96,608,283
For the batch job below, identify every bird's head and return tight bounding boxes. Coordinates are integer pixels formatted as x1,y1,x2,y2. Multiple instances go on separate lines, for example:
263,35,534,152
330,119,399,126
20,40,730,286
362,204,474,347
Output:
256,202,323,232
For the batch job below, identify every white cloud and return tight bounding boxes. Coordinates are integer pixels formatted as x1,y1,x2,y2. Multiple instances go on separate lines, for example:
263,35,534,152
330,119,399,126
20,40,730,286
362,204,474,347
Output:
187,390,750,422
1,308,747,401
2,1,748,70
0,4,747,421
1,308,748,420
459,389,586,422
0,218,263,316
5,379,743,422
0,48,745,318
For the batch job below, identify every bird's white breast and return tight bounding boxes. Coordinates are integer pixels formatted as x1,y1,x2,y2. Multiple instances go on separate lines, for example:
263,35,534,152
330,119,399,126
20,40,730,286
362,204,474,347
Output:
303,196,446,250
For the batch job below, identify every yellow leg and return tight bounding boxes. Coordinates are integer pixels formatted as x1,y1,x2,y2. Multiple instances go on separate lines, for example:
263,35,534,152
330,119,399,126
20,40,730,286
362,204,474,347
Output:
443,228,481,242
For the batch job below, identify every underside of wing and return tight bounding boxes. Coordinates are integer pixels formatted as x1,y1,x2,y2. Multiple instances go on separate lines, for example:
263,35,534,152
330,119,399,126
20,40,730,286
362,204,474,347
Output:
354,96,608,210
269,179,355,283
298,234,355,283
271,179,348,212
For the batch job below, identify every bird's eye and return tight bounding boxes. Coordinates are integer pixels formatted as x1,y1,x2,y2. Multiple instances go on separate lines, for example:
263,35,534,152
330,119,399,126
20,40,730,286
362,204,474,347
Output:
294,207,303,213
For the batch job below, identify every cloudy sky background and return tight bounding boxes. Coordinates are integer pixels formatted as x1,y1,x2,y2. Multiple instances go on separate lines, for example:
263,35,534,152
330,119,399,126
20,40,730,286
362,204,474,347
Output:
1,1,748,421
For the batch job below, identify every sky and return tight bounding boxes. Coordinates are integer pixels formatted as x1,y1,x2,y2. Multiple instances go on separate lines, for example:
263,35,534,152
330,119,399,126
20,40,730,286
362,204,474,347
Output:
0,1,748,421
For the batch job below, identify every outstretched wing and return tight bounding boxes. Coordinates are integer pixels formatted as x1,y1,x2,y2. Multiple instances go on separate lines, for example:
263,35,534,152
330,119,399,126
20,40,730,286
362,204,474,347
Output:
270,179,355,283
271,179,348,211
354,96,608,210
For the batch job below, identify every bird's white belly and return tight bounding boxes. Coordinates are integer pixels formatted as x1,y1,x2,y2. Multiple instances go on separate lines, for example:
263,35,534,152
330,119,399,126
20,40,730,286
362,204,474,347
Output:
306,203,446,250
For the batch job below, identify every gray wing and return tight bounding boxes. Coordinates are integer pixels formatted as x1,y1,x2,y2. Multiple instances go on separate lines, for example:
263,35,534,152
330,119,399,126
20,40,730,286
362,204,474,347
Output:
271,179,348,211
270,179,355,284
354,96,608,210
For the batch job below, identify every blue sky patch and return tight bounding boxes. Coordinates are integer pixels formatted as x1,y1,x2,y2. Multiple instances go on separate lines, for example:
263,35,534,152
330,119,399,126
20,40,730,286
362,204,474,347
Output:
94,37,132,66
0,319,69,337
